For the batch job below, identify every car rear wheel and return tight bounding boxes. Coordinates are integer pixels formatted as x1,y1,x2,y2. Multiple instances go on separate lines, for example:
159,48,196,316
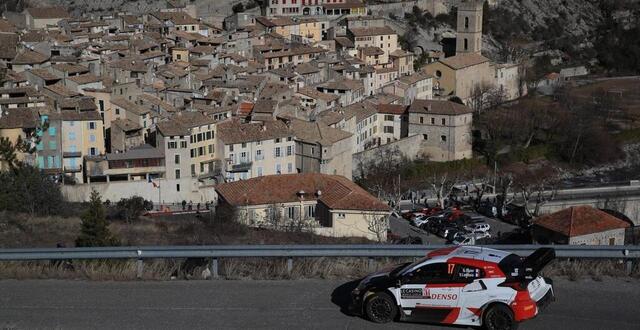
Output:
483,304,518,330
364,292,397,323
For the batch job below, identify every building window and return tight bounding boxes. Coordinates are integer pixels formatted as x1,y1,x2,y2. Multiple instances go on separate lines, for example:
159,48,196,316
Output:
384,115,394,121
464,17,469,29
48,141,57,150
175,169,181,179
90,147,97,155
174,154,180,164
383,126,394,134
441,118,446,125
307,205,315,218
209,144,214,154
441,135,447,142
191,164,196,176
89,122,96,130
275,138,281,143
464,38,468,50
241,142,247,148
286,145,293,156
336,213,345,219
257,167,263,176
436,70,442,78
48,127,56,136
287,206,295,219
276,163,281,174
431,117,435,124
287,163,292,173
68,132,76,140
419,117,424,124
176,184,180,192
256,149,263,160
275,147,281,157
90,134,96,142
180,140,187,148
168,141,177,149
423,134,428,140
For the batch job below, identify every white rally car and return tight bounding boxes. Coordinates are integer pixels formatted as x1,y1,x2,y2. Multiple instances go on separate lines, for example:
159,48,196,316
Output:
348,246,555,330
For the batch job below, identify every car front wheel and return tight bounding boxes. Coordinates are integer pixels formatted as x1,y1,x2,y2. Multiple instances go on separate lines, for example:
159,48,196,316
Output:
364,292,397,323
483,304,518,330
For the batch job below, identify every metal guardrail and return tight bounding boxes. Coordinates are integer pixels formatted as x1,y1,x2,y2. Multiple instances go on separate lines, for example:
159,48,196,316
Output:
1,245,640,261
1,245,639,278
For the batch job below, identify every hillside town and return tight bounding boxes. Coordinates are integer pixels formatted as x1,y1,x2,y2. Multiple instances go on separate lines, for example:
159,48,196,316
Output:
0,0,639,245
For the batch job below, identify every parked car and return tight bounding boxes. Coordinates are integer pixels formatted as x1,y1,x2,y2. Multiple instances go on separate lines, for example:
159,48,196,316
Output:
464,223,491,233
438,226,459,238
348,246,556,328
411,215,430,228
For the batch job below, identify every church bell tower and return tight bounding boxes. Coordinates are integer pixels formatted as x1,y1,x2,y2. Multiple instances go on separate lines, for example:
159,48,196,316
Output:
456,0,483,56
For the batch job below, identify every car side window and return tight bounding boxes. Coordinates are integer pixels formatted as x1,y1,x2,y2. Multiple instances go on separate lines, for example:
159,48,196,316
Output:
451,264,484,283
404,263,450,284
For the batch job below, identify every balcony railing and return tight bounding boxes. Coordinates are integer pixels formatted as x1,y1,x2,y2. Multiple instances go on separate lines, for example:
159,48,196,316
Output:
63,151,82,158
228,162,252,173
64,165,82,173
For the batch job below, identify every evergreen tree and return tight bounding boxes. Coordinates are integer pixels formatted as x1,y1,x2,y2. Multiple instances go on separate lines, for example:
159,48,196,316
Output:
76,190,120,247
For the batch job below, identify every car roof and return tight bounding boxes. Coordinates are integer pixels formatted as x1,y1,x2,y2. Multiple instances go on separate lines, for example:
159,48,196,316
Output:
427,246,511,264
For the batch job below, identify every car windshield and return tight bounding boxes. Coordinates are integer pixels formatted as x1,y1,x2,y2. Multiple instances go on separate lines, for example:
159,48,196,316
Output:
392,257,431,277
389,262,412,277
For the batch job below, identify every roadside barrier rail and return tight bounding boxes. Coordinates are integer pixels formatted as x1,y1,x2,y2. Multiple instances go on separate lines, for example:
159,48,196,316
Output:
1,245,638,278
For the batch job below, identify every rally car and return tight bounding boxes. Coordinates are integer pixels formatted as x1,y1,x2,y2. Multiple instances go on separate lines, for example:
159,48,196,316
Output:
349,246,555,330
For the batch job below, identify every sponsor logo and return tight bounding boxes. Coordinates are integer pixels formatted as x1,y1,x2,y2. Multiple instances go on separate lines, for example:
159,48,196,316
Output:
400,287,458,300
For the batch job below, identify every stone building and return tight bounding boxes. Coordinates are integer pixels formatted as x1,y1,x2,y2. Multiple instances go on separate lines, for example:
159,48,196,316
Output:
215,173,389,241
407,99,472,161
532,206,630,245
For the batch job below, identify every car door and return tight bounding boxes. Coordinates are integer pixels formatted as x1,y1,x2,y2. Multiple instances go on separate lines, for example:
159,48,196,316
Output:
453,264,488,324
398,262,460,323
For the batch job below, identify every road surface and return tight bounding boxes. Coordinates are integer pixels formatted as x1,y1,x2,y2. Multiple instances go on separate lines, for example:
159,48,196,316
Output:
1,278,639,329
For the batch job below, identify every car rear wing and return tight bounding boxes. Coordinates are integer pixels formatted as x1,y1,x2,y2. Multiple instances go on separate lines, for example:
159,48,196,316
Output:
500,248,556,282
521,248,556,280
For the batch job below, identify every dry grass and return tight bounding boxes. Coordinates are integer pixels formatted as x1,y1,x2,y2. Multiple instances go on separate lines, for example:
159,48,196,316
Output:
542,259,640,281
0,257,416,281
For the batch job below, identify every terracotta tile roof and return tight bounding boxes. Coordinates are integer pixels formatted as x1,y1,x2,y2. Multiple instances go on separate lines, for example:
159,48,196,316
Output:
317,110,346,126
358,46,384,56
398,72,433,85
60,110,102,121
377,104,407,115
237,102,254,117
216,173,389,211
253,100,277,114
112,118,142,132
0,108,39,129
408,99,473,115
217,117,292,144
30,68,60,81
533,206,630,237
68,73,102,85
26,7,70,19
52,63,89,75
0,19,16,33
0,34,18,60
171,111,217,128
439,53,490,70
349,26,395,37
289,118,352,145
111,98,150,116
296,87,340,102
12,49,49,65
156,120,188,137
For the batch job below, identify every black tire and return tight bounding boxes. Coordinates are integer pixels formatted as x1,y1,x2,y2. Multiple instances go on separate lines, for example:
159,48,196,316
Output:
364,292,397,323
483,304,518,330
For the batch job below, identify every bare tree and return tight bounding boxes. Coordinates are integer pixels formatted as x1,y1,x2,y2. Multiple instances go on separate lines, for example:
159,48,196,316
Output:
469,82,495,113
507,163,559,219
365,212,388,243
427,171,459,209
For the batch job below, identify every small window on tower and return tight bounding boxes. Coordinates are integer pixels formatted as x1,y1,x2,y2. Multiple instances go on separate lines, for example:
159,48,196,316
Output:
464,38,469,51
464,17,469,29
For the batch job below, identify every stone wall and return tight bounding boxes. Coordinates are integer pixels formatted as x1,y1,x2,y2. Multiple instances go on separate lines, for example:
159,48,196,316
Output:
352,134,427,178
61,177,217,206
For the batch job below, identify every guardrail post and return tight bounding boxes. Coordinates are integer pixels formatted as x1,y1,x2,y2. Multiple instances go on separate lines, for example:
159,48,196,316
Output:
136,258,143,279
368,257,376,272
211,258,219,279
287,258,293,275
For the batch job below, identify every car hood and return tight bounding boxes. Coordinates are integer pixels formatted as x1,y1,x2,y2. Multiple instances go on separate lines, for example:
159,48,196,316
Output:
357,265,399,290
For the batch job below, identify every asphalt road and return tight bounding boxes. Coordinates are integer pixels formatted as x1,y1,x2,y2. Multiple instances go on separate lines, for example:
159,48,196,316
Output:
1,278,639,330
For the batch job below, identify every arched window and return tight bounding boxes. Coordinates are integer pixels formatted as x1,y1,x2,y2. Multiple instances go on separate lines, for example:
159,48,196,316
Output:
464,17,469,29
436,70,442,78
